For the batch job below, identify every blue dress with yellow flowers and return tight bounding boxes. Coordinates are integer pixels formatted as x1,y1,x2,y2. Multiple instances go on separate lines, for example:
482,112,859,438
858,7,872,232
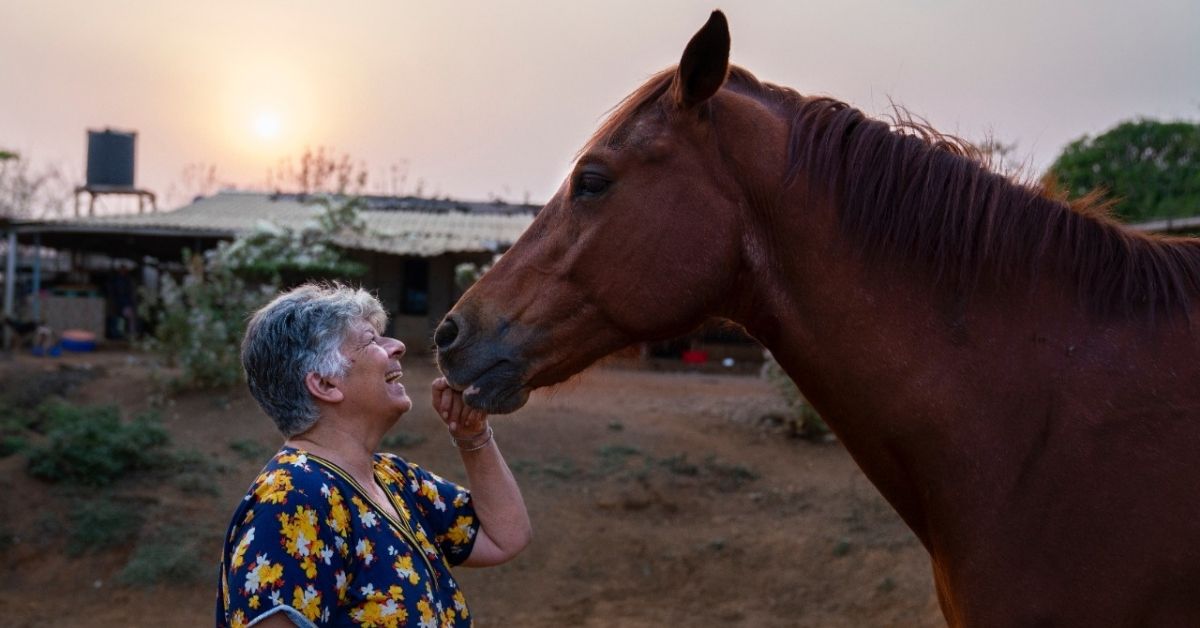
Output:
217,447,479,627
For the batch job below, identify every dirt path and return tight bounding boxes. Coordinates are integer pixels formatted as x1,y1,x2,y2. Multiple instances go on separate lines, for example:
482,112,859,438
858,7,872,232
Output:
0,352,943,626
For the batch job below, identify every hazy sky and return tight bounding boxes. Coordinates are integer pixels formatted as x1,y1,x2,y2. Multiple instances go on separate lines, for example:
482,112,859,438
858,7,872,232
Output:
1,0,1197,211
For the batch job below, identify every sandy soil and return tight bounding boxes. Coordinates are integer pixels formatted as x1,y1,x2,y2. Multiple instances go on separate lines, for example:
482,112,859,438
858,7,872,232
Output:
0,350,944,627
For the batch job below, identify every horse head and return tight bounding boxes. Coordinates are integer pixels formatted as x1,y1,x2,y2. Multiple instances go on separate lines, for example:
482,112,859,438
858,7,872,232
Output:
435,11,793,413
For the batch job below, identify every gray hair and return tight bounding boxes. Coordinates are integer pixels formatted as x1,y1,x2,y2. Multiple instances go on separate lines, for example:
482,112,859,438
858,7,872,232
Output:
241,282,387,437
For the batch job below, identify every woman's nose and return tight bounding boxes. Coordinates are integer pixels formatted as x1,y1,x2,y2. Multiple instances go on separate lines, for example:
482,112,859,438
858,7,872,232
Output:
387,337,406,358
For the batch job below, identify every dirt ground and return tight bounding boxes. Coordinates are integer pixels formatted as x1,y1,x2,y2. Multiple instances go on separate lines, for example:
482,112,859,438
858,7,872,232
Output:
0,349,944,627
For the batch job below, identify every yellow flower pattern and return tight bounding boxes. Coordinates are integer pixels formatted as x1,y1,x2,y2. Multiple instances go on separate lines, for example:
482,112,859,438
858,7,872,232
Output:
217,447,478,627
253,469,295,505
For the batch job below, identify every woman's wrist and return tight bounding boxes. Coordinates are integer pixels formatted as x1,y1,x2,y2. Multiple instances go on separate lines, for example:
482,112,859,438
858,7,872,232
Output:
450,424,493,452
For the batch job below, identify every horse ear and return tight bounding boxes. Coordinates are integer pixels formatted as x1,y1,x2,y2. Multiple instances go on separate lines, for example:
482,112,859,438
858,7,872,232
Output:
674,10,731,109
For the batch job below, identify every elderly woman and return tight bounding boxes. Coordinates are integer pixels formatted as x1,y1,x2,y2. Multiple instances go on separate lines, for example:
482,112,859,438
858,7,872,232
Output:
217,283,531,628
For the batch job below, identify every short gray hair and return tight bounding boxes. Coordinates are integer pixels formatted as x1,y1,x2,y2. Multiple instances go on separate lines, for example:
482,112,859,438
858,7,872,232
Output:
241,282,387,437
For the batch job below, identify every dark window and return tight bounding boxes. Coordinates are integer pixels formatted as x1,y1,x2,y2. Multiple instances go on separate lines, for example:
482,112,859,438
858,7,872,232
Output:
401,258,430,315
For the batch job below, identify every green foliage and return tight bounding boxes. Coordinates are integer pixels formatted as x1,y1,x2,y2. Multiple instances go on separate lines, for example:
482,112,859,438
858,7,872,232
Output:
381,430,427,449
0,434,26,458
67,499,145,556
509,457,581,481
140,196,367,389
118,525,209,586
217,196,368,285
455,262,487,292
0,365,97,419
140,252,273,389
701,455,759,490
1046,118,1200,222
658,453,700,476
25,402,170,486
170,448,227,497
228,438,272,461
762,352,830,440
596,444,642,475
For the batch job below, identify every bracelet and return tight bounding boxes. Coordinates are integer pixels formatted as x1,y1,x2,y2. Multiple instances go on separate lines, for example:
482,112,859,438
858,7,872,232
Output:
450,425,493,452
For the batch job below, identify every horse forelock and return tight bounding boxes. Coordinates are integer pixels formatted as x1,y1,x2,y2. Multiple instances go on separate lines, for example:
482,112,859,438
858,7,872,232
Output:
582,69,676,156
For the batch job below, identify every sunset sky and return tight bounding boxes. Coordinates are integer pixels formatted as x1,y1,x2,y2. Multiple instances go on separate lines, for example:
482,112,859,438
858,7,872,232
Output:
1,0,1196,212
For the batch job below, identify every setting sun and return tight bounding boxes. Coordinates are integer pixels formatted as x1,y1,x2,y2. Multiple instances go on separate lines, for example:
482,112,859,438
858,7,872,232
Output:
253,111,282,140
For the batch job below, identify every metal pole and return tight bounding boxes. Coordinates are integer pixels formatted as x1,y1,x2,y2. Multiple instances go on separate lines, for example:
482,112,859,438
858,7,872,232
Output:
32,233,42,321
3,230,16,349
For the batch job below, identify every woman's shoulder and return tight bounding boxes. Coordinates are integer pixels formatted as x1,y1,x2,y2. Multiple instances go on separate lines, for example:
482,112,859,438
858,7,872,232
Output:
244,448,341,508
374,451,448,487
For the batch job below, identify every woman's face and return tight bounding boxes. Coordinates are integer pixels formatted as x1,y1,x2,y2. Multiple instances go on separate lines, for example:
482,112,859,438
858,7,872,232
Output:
336,318,412,421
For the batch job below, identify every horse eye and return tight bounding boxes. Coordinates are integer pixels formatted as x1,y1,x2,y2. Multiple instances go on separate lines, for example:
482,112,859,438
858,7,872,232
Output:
574,172,611,198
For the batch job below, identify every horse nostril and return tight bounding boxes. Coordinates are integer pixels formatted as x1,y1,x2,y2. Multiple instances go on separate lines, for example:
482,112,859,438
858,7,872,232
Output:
434,315,461,352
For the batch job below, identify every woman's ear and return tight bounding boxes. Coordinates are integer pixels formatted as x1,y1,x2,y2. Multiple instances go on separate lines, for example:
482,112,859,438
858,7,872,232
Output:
305,372,345,404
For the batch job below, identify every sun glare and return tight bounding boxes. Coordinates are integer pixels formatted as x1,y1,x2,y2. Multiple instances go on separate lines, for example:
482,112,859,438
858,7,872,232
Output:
254,111,282,140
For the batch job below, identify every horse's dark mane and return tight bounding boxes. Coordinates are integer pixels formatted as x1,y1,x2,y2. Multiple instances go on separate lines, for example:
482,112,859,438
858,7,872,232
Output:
729,65,1200,319
597,65,1200,319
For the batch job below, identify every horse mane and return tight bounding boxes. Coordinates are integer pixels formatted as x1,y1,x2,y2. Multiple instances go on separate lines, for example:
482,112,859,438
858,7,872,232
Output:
726,66,1200,320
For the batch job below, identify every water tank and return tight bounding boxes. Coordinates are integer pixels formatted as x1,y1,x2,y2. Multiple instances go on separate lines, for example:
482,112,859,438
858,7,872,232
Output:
85,129,136,188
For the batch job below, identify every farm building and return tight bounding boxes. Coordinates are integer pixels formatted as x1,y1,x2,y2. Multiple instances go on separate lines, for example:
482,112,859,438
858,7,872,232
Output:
1,191,536,349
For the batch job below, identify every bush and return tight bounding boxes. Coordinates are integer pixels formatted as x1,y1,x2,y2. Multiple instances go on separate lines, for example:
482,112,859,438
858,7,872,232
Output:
228,438,271,461
25,402,170,486
381,430,427,449
139,254,274,389
140,196,368,390
67,499,145,556
118,525,210,586
0,434,26,458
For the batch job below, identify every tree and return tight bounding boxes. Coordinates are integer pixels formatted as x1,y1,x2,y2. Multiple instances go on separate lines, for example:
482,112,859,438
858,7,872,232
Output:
265,146,369,196
1045,119,1200,222
0,150,72,218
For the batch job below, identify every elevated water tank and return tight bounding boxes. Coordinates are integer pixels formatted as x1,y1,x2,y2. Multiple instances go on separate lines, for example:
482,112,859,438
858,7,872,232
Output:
85,129,136,188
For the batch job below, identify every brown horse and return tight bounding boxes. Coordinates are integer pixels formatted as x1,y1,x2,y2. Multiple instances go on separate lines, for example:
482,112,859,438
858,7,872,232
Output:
436,11,1200,626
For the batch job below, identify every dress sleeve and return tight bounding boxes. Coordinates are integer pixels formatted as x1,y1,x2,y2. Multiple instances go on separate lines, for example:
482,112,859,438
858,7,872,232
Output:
221,464,355,628
395,457,480,566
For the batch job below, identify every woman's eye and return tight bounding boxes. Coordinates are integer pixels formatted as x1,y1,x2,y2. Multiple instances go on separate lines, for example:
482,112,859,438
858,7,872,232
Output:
575,172,611,198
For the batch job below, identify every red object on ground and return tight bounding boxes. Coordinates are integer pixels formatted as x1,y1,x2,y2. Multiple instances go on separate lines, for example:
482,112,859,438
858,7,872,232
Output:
681,349,708,364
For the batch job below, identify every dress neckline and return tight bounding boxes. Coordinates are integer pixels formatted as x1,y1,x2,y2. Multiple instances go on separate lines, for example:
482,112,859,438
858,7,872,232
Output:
279,446,441,588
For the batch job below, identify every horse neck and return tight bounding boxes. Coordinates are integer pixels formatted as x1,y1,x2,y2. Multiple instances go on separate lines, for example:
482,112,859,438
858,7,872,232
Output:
733,187,1068,545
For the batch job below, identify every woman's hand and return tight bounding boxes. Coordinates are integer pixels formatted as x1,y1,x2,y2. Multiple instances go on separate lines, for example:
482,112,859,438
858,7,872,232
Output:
432,376,489,439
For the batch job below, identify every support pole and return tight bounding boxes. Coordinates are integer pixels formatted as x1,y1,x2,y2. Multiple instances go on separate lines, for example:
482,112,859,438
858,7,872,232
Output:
3,230,16,349
32,233,42,321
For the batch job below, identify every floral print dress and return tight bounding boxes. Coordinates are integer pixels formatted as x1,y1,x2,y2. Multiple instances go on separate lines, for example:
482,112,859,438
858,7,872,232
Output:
217,447,480,627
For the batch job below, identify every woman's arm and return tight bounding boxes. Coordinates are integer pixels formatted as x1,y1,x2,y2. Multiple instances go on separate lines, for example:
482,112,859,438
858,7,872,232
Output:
432,377,533,567
252,612,300,628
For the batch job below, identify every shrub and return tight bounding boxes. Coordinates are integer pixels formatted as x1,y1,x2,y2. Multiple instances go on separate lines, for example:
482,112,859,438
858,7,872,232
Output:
0,434,26,458
381,430,427,449
228,438,271,461
139,253,274,389
25,402,170,486
118,525,209,586
139,196,368,390
67,499,145,556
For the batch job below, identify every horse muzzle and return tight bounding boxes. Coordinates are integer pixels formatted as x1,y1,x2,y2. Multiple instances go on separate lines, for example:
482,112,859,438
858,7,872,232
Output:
434,312,532,414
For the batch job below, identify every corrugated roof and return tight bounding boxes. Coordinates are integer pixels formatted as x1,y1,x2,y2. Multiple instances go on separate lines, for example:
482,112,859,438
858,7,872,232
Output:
33,191,535,256
1127,215,1200,234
